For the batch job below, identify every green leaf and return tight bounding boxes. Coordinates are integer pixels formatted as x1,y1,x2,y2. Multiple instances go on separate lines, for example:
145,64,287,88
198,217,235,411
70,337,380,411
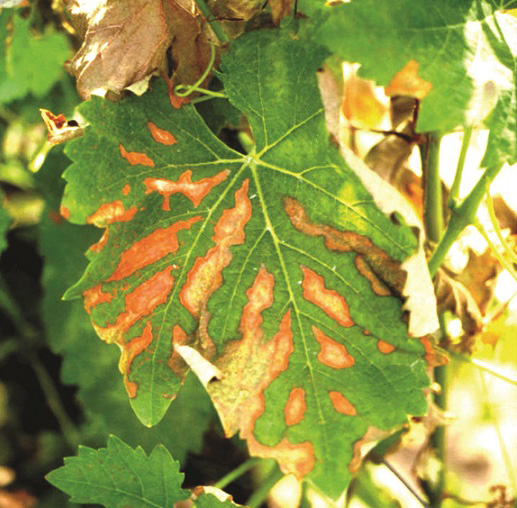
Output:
0,203,10,255
0,9,70,103
61,28,432,498
37,147,215,463
480,10,517,167
46,435,190,507
316,0,517,136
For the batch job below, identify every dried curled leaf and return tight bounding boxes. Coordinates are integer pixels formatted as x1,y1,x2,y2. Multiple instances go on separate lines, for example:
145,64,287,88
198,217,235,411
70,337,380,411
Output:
435,269,483,352
66,0,211,99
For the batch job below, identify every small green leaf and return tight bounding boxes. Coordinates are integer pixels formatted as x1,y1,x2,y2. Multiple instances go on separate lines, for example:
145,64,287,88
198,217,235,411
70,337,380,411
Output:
46,435,190,507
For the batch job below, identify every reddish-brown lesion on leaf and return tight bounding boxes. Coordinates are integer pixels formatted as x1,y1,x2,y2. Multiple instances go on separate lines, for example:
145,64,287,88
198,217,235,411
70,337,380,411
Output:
284,387,307,426
122,184,131,196
83,283,114,313
180,179,252,318
147,122,177,145
354,255,391,296
107,217,201,281
284,196,406,295
144,169,230,210
312,326,355,369
208,267,315,478
377,340,395,354
92,265,176,398
119,143,155,167
89,230,109,254
329,391,357,416
301,266,354,327
60,205,70,219
121,321,154,398
420,335,448,367
86,200,138,227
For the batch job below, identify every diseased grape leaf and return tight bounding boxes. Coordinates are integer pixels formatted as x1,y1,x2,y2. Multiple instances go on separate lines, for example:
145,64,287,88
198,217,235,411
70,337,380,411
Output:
61,29,434,498
0,9,70,103
316,0,517,142
37,147,215,463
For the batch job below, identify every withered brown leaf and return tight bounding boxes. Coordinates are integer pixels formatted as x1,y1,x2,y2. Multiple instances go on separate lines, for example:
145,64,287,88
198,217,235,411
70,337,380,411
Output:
66,0,211,99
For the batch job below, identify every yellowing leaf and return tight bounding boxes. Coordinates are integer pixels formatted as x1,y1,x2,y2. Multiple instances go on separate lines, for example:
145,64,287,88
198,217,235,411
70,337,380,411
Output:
384,60,432,100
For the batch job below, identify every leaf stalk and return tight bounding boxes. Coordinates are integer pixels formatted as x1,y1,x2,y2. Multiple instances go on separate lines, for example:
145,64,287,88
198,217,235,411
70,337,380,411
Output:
428,163,503,277
194,0,229,44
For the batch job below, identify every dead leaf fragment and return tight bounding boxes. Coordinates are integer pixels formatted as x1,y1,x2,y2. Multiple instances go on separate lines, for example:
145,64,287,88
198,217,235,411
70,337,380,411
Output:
385,60,432,100
269,0,292,24
66,0,211,99
342,64,387,129
435,269,483,351
454,247,499,315
40,109,84,145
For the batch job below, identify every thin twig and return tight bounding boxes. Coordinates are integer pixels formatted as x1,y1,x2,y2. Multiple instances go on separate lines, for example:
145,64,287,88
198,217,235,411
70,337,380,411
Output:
448,125,473,208
194,0,229,44
451,352,517,386
486,191,517,265
245,465,283,508
428,164,503,277
214,458,261,489
381,459,430,507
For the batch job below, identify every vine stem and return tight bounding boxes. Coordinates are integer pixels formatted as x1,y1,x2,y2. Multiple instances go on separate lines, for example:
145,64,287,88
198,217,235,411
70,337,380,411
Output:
420,132,445,507
245,465,283,508
451,352,517,386
428,163,503,277
422,132,444,242
448,126,473,208
475,218,517,284
194,0,229,44
486,191,517,266
214,458,261,489
381,459,430,507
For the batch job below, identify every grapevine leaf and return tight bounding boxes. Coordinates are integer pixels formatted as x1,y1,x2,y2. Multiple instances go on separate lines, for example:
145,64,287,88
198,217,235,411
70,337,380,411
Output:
316,0,517,137
46,435,190,507
37,147,215,463
480,10,517,167
0,9,70,103
62,29,433,498
67,0,211,99
0,204,10,255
